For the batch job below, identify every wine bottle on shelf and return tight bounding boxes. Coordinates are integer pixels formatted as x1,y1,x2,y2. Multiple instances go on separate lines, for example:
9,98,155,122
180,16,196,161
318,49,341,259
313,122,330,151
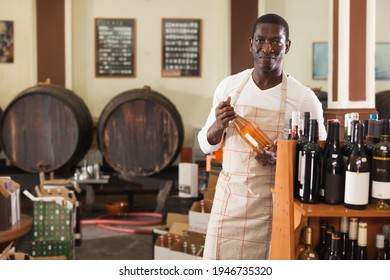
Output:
371,119,390,210
356,222,368,260
327,231,342,260
339,216,349,259
322,225,335,260
291,111,300,140
383,224,390,260
342,112,360,166
315,220,328,259
232,114,274,154
294,112,311,199
344,121,370,210
300,119,322,204
323,120,345,204
295,224,307,259
346,217,358,260
298,226,319,260
320,119,337,199
375,233,385,260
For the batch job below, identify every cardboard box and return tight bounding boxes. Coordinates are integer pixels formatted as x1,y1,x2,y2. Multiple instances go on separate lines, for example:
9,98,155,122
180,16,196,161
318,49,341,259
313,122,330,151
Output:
153,213,188,260
31,240,74,260
188,200,212,234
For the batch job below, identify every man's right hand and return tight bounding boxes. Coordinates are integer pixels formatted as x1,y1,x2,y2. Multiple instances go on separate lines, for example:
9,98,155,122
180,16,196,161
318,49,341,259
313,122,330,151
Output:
207,96,235,145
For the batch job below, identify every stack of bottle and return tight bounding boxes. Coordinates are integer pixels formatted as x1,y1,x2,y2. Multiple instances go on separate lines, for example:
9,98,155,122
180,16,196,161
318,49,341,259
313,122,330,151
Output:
296,218,390,260
291,111,390,210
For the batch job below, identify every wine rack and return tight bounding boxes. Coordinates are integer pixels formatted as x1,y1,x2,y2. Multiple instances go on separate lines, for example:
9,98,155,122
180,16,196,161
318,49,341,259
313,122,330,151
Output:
270,140,390,260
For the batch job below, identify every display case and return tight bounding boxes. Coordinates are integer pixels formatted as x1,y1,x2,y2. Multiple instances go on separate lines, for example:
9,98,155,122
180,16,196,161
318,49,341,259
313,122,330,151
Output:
270,140,390,260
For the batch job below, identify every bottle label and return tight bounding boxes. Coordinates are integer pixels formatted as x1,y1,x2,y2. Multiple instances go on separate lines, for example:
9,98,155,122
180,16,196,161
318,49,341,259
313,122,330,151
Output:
300,153,306,185
244,133,259,148
344,171,370,205
324,173,345,204
372,158,390,198
372,181,390,199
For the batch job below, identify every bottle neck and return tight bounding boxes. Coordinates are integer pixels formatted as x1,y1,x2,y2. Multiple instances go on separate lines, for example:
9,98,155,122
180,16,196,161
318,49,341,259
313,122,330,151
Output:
303,113,310,137
309,119,319,143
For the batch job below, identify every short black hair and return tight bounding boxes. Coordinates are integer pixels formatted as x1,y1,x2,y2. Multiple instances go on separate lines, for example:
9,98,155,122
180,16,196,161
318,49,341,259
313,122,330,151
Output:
251,13,289,40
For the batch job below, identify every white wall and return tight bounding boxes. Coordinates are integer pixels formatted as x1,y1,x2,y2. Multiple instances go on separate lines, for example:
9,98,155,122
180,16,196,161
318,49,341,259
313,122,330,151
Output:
261,0,329,91
71,0,230,147
0,0,36,108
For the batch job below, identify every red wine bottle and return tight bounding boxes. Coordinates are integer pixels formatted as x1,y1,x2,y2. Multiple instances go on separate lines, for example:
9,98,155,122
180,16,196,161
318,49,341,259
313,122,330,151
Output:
294,112,311,199
323,120,345,204
300,119,322,204
344,121,370,210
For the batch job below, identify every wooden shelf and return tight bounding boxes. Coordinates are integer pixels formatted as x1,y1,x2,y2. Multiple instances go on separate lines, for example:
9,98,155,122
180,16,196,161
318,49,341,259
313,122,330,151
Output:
294,201,390,218
270,139,390,260
0,214,32,246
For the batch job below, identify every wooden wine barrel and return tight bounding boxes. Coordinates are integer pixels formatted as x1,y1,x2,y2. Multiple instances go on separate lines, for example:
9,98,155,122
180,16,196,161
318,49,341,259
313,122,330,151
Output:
97,86,184,176
0,84,93,173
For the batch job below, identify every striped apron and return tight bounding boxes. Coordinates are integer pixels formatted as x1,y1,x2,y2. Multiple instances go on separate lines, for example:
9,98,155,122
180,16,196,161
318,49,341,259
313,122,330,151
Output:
203,71,287,260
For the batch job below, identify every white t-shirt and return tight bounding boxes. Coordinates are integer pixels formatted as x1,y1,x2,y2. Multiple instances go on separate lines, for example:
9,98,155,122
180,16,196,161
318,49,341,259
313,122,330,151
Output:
198,68,327,154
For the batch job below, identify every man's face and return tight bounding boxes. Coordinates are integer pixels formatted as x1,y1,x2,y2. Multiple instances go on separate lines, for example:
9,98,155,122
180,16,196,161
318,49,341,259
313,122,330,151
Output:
249,23,291,73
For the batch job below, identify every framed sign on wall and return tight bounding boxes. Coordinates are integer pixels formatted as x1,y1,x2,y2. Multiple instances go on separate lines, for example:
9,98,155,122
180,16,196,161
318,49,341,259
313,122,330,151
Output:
95,18,136,78
0,20,14,63
312,42,328,80
161,18,202,77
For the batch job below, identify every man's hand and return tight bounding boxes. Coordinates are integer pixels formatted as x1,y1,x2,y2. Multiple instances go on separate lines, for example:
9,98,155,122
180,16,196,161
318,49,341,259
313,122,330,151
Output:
254,140,278,166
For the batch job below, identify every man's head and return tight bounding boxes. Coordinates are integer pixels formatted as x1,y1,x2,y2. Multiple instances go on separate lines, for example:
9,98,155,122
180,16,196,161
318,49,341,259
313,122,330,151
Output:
249,13,291,74
251,13,289,40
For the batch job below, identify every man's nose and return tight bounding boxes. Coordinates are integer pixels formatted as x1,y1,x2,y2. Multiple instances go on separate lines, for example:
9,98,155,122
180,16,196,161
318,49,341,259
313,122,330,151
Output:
261,41,272,53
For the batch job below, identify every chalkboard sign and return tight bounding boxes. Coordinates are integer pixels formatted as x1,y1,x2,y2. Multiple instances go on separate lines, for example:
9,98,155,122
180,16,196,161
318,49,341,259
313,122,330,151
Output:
162,19,201,77
95,18,136,77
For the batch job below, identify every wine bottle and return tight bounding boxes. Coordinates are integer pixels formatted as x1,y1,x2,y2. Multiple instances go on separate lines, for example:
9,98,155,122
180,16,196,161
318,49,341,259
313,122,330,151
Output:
320,119,338,199
328,231,342,260
295,224,307,259
315,220,328,259
383,224,390,260
346,217,358,260
356,222,368,260
342,112,360,166
232,114,274,154
291,111,300,140
298,226,319,260
371,119,390,210
376,233,385,260
294,112,311,199
339,216,349,259
322,225,335,260
300,119,322,204
344,121,370,210
323,120,345,204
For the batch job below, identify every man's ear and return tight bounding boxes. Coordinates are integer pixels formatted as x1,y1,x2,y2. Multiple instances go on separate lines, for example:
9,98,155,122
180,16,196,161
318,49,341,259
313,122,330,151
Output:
248,37,253,52
285,39,291,54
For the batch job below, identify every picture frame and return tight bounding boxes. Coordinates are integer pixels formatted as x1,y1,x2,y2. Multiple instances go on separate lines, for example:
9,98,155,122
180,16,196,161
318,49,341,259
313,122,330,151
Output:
375,42,390,80
95,18,136,78
312,42,328,80
161,18,202,77
0,20,14,63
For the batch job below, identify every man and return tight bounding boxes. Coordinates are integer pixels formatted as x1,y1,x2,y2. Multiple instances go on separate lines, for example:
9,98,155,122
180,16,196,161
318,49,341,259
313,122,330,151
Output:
197,13,326,260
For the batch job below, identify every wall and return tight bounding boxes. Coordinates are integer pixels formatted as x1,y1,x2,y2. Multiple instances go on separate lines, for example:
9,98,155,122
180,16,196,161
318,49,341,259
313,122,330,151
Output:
0,0,36,108
71,0,230,147
261,0,329,91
